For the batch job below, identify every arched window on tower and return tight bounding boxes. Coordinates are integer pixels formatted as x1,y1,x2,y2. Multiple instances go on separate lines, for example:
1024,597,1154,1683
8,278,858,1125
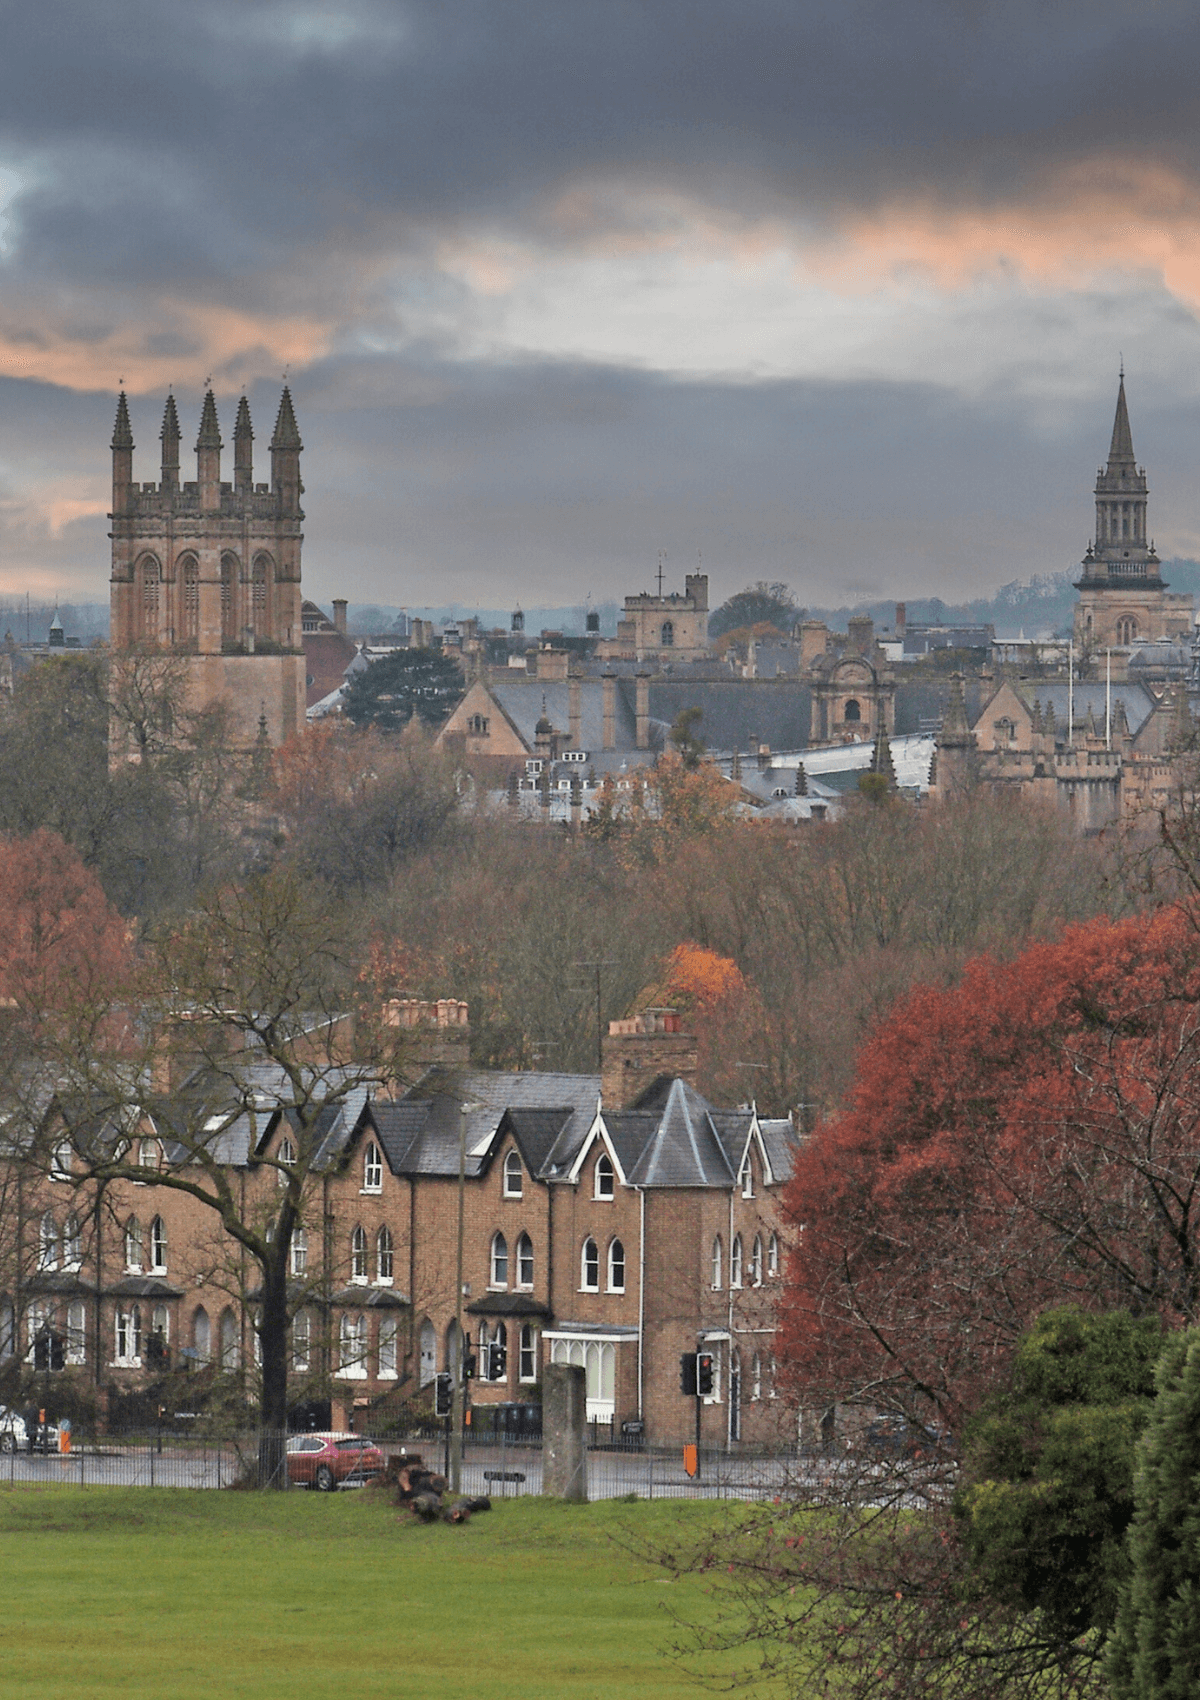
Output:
843,699,861,724
179,554,199,643
220,554,238,642
137,556,161,642
660,620,674,646
252,554,273,638
1117,616,1139,646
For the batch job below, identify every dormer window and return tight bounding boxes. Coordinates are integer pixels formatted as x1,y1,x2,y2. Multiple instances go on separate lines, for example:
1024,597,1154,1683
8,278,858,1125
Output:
503,1150,523,1198
363,1141,383,1193
277,1136,296,1187
740,1158,754,1199
468,714,490,736
594,1153,615,1199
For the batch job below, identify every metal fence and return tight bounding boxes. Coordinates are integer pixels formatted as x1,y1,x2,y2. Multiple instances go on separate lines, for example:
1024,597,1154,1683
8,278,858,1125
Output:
0,1426,805,1500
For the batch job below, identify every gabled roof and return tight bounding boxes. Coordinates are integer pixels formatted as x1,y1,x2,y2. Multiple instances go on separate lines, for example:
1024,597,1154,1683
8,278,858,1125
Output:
376,1068,600,1179
600,1078,736,1188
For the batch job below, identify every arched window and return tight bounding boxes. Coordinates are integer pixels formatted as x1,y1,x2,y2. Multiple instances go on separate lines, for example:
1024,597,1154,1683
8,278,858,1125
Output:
767,1232,779,1278
51,1140,73,1181
137,556,161,641
751,1352,762,1401
503,1150,523,1198
376,1225,394,1283
151,1303,170,1349
116,1303,142,1365
581,1237,599,1291
607,1238,626,1293
139,1138,161,1173
63,1216,81,1269
661,620,674,647
711,1236,723,1289
193,1306,210,1363
290,1225,308,1276
218,1307,239,1371
220,553,238,641
740,1157,755,1198
351,1226,368,1282
379,1315,398,1378
124,1217,143,1273
0,1298,14,1360
149,1216,167,1273
750,1234,763,1286
731,1234,743,1288
363,1142,383,1192
1117,616,1139,646
66,1302,87,1366
251,554,272,633
38,1212,58,1272
419,1317,436,1385
595,1152,615,1199
179,554,199,643
730,1351,742,1441
516,1232,534,1288
338,1312,366,1378
519,1323,538,1383
843,698,861,723
277,1136,295,1186
292,1310,311,1372
490,1232,509,1288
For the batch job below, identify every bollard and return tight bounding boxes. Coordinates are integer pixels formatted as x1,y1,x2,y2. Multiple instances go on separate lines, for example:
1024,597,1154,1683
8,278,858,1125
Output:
58,1419,71,1457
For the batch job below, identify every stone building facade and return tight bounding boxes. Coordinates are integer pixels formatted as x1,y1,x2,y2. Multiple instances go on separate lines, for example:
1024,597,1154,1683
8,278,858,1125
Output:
108,388,306,748
2,1008,798,1449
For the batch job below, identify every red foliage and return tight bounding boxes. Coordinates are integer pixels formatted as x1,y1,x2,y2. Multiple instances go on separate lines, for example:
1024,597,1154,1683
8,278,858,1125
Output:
0,830,132,1012
778,905,1200,1422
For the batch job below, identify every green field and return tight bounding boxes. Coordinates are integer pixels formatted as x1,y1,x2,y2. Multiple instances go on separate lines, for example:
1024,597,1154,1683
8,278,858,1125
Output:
0,1486,766,1700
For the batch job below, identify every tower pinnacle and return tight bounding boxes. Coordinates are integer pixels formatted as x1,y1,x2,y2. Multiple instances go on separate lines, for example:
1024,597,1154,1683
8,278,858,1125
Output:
196,389,222,450
270,386,302,450
111,392,133,451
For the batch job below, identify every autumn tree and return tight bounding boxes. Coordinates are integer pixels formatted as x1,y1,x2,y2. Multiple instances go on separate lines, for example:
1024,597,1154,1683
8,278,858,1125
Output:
778,904,1200,1431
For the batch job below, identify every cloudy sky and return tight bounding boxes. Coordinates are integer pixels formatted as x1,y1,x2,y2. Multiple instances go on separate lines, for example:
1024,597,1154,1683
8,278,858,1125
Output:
5,0,1200,616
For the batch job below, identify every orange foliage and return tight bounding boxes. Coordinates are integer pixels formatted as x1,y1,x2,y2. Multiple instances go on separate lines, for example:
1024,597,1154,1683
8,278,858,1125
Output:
0,830,133,1013
652,943,746,1012
779,905,1200,1423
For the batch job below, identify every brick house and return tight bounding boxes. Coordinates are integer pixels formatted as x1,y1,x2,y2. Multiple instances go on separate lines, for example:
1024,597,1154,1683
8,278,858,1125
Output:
0,1011,800,1447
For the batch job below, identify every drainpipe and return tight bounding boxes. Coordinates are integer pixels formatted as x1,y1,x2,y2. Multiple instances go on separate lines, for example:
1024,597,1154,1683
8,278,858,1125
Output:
727,1183,735,1449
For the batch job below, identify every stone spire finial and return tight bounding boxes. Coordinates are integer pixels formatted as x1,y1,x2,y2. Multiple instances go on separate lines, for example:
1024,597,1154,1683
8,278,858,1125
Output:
234,395,253,441
870,719,896,783
195,389,222,450
1108,372,1136,471
160,393,180,446
111,391,133,450
270,386,302,450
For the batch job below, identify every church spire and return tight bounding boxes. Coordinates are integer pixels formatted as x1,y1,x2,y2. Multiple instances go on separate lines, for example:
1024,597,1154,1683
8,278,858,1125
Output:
234,395,253,492
160,393,180,489
1107,372,1136,472
195,389,222,512
196,388,222,450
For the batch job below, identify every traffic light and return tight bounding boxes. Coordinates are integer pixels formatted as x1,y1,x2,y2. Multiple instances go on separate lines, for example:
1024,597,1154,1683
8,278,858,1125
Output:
488,1342,507,1380
680,1352,698,1396
463,1351,477,1380
435,1372,453,1417
696,1352,715,1397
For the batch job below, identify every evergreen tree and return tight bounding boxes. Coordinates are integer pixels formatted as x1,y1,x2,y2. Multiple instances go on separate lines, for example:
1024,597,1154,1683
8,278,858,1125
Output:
1108,1328,1200,1699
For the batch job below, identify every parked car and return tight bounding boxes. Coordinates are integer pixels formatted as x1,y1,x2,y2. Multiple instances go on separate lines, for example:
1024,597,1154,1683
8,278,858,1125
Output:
0,1406,28,1453
864,1416,948,1459
285,1432,385,1491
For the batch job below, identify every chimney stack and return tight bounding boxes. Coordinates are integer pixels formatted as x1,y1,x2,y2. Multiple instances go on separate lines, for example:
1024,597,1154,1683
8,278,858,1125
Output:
601,1012,699,1109
333,599,347,635
602,671,616,751
635,669,650,750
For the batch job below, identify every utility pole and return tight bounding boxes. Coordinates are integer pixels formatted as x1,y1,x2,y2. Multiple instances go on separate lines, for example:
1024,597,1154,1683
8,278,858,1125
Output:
574,960,615,1071
450,1102,467,1492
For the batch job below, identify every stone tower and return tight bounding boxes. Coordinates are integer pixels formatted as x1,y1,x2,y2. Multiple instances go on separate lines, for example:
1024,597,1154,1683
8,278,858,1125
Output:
109,388,307,747
1072,375,1193,653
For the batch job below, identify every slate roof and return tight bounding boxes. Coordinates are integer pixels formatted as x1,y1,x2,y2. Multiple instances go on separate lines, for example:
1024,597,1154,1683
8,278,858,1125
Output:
374,1068,601,1180
488,677,642,754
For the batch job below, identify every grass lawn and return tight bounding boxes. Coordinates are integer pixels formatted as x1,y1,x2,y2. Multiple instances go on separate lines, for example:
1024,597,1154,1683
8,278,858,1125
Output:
0,1485,771,1700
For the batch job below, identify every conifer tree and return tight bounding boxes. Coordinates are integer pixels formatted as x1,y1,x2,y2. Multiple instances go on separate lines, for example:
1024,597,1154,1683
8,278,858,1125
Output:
1108,1328,1200,1699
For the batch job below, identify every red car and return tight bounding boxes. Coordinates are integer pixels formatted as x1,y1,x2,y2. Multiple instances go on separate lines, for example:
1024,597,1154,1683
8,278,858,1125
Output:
286,1432,385,1491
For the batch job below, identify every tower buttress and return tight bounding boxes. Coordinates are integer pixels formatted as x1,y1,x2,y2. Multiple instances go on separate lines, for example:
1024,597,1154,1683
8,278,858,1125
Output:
234,395,253,494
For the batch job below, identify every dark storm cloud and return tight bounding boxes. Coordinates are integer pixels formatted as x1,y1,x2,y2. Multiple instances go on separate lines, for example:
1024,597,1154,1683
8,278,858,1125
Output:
5,0,1200,288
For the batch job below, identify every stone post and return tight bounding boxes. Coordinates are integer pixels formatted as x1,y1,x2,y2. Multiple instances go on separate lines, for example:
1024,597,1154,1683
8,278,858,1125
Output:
542,1362,588,1501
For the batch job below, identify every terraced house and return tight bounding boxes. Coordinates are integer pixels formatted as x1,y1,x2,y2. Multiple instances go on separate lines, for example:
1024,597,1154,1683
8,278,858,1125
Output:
1,1007,799,1448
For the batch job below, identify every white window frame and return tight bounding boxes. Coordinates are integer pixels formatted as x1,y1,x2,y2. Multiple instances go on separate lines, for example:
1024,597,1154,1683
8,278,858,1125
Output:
518,1324,538,1384
750,1234,763,1287
66,1301,87,1366
767,1231,779,1278
378,1314,399,1379
547,1334,617,1422
351,1225,368,1283
149,1216,168,1274
291,1309,311,1372
63,1216,81,1271
607,1238,626,1294
115,1303,142,1367
124,1217,143,1274
580,1237,599,1292
376,1225,394,1284
740,1158,754,1198
516,1232,534,1288
711,1236,722,1290
51,1140,73,1181
337,1312,367,1379
490,1231,509,1289
503,1150,523,1198
38,1213,58,1273
277,1136,296,1186
363,1141,383,1194
594,1153,615,1199
290,1225,308,1276
730,1235,743,1289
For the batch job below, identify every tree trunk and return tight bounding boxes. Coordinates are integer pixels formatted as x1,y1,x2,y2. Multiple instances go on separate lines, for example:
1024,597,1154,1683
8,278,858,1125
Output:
257,1248,291,1488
